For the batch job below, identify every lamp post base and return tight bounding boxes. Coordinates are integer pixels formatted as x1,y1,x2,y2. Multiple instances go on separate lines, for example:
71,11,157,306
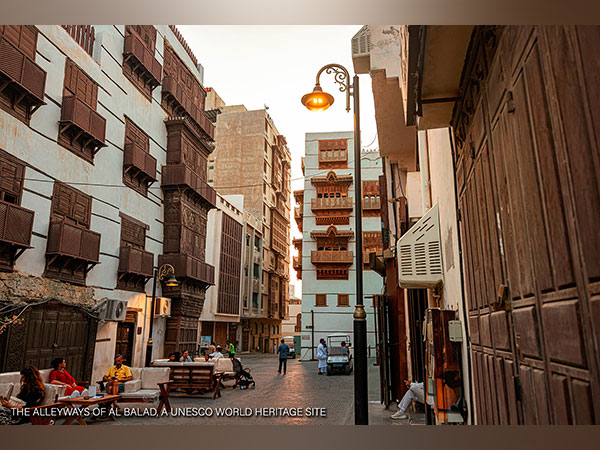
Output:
354,306,369,425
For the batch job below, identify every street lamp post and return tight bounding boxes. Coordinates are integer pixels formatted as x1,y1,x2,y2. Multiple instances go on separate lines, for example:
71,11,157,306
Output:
302,64,368,425
145,263,179,367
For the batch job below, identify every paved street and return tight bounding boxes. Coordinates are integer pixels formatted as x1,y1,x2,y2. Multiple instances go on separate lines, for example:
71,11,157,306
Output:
99,355,423,425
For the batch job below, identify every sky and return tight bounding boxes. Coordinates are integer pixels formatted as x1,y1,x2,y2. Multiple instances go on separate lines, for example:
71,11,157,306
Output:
177,25,378,291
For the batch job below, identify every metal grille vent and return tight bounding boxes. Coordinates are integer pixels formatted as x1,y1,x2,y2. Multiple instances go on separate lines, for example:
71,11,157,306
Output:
397,203,444,288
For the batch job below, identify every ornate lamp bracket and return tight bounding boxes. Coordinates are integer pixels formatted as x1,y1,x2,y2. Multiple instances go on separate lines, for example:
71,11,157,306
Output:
315,63,352,112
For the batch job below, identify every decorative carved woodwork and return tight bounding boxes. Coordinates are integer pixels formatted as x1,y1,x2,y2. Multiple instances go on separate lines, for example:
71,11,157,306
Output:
293,237,302,280
363,231,383,268
45,182,99,285
310,226,353,280
0,151,32,271
362,180,381,216
216,213,243,315
123,118,156,195
310,171,353,225
270,207,288,257
318,139,348,169
123,26,162,100
0,28,46,124
117,215,153,292
58,60,106,163
62,25,95,56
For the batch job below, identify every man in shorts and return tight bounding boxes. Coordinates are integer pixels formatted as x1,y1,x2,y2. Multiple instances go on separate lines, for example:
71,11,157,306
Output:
102,354,132,399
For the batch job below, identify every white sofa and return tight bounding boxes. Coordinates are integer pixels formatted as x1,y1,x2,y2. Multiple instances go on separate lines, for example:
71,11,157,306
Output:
110,367,170,404
0,369,68,405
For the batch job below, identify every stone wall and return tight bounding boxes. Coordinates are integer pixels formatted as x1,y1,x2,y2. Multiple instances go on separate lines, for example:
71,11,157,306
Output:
0,271,99,308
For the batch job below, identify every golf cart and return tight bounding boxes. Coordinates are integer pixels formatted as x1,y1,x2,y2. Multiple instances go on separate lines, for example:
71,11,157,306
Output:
326,334,353,376
282,336,296,358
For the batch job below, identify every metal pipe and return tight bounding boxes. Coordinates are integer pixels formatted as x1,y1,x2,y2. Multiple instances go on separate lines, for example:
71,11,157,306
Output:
418,130,431,211
144,269,158,367
311,309,315,361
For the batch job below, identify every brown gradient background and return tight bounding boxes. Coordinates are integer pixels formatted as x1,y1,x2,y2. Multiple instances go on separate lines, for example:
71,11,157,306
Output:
2,0,600,448
0,0,599,24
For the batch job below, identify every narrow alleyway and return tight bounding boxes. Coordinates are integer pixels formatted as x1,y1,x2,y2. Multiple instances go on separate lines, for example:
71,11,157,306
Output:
97,355,423,425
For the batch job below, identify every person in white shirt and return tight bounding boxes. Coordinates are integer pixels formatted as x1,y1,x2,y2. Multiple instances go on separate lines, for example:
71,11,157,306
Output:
209,346,224,359
316,339,328,375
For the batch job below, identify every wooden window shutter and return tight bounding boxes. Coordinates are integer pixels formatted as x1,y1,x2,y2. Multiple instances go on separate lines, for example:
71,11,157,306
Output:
363,180,379,197
64,59,98,110
127,25,156,52
52,182,92,228
0,25,38,60
0,153,25,203
125,118,150,153
316,294,327,307
121,216,146,249
337,294,349,307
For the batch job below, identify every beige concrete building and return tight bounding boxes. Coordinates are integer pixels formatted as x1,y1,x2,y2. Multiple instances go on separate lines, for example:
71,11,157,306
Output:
207,102,292,353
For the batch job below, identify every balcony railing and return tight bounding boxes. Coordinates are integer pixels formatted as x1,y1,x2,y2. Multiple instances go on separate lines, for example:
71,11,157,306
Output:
46,220,101,264
311,250,353,265
123,33,162,87
161,163,217,208
0,200,34,248
60,95,106,145
118,245,153,277
363,197,381,211
311,197,353,211
0,37,46,110
158,253,214,285
162,76,214,139
124,142,157,181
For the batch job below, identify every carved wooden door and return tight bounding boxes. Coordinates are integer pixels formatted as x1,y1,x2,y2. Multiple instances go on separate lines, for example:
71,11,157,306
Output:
454,26,600,424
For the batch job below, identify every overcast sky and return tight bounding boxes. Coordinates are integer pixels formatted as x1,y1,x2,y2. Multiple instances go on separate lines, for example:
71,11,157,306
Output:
177,25,378,290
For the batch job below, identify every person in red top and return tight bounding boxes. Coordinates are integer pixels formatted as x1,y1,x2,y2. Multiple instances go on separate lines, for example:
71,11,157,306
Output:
49,357,88,398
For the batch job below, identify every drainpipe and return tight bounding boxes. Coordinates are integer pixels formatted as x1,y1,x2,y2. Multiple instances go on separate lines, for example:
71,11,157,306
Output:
418,130,431,211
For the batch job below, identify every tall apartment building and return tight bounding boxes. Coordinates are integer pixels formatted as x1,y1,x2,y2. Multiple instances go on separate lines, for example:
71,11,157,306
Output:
0,25,215,383
200,194,246,349
207,105,291,353
296,131,383,360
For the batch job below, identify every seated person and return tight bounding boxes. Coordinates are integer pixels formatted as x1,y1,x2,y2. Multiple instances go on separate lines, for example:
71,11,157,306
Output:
340,342,350,357
49,357,88,398
391,380,424,420
0,366,45,424
179,350,193,362
168,352,177,362
101,355,132,398
209,346,224,359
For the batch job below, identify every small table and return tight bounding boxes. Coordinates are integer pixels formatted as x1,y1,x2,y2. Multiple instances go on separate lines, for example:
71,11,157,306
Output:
59,394,122,425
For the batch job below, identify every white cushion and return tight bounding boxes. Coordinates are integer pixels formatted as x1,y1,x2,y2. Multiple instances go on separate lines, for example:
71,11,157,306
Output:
119,389,160,401
42,383,66,405
140,368,170,390
130,367,142,380
123,379,141,393
215,359,234,372
0,372,21,385
38,369,53,383
0,383,14,398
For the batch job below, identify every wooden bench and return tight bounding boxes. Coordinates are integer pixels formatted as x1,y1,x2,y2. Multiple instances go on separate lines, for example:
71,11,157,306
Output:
152,363,222,412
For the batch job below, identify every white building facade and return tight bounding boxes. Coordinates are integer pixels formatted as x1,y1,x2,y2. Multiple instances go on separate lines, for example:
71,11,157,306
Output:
298,131,383,360
0,25,215,383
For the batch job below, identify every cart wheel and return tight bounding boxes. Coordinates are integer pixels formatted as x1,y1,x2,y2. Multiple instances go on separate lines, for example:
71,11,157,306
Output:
326,366,332,376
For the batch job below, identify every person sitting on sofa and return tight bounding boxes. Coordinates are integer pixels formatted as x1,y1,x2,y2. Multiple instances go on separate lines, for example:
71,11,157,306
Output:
0,366,45,424
209,346,224,360
101,354,132,398
49,357,88,398
168,353,177,362
179,350,193,362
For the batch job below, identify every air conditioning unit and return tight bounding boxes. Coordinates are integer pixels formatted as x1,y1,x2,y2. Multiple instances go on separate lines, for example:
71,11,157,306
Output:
100,299,128,321
351,25,371,74
154,297,171,318
397,203,443,288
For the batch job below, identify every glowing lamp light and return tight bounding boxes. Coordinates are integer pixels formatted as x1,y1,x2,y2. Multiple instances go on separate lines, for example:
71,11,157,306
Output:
164,274,179,287
301,85,335,112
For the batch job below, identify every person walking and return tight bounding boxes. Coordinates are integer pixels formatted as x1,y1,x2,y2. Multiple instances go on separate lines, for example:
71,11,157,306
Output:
317,338,328,375
226,340,236,358
277,339,290,374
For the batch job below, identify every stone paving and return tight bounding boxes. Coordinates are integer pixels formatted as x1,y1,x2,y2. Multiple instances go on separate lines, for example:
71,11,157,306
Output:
99,354,423,426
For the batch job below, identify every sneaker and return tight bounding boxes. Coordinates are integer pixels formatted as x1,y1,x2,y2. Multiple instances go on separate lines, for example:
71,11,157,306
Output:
391,411,409,420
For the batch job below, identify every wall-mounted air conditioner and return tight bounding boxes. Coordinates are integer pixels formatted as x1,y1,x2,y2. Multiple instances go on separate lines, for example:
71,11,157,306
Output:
154,297,171,318
397,203,443,288
100,299,128,321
